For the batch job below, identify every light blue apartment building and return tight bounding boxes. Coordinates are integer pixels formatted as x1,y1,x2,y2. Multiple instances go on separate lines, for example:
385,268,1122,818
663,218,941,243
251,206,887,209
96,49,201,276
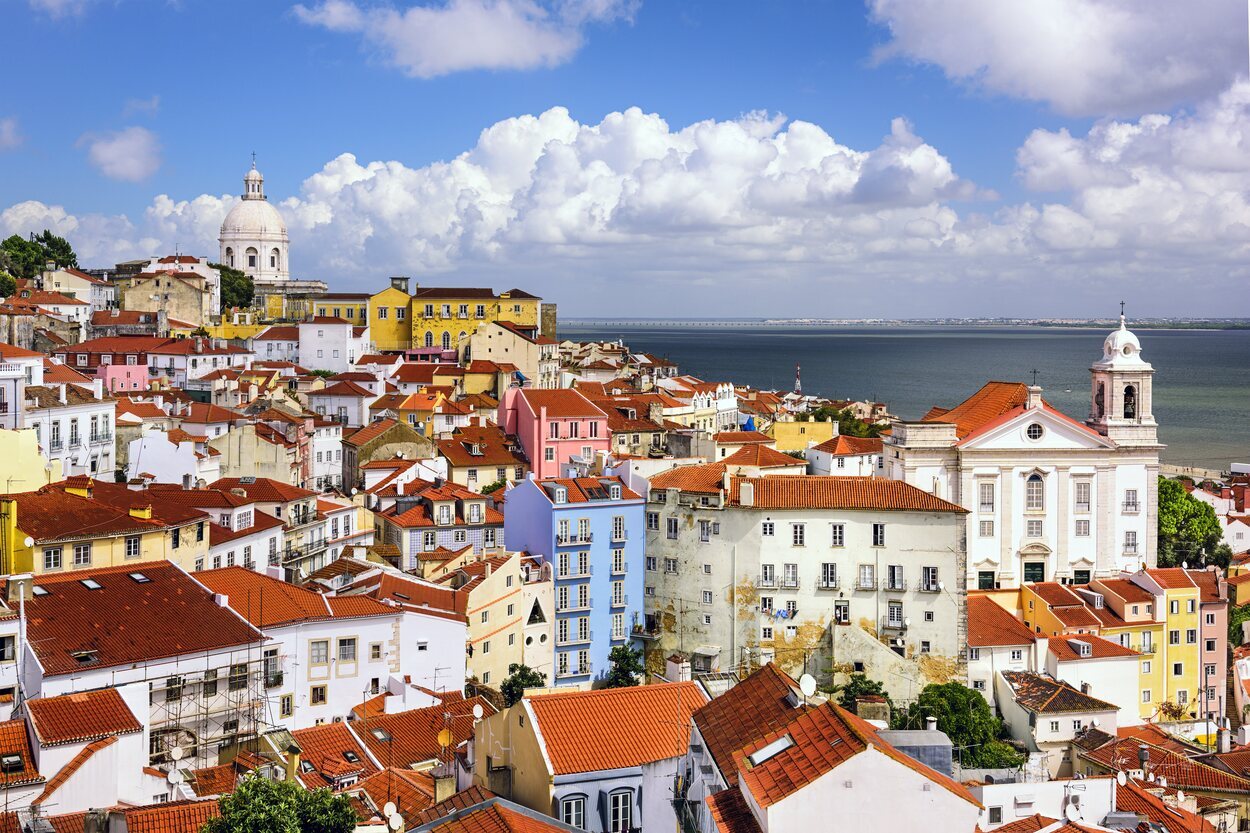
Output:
503,476,646,685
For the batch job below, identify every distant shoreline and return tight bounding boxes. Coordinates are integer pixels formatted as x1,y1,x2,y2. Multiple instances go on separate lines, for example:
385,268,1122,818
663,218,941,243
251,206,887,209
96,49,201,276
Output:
561,319,1250,330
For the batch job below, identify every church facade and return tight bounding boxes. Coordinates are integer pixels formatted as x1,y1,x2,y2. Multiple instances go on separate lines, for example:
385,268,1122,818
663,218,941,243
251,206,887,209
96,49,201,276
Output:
883,316,1161,589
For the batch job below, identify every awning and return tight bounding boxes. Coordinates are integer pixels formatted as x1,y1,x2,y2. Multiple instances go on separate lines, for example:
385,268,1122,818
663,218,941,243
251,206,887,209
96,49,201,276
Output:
692,645,721,657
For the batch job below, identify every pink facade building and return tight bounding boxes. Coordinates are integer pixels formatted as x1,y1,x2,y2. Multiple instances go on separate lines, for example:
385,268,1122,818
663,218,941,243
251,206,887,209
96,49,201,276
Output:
1190,568,1229,721
501,388,610,479
98,363,151,393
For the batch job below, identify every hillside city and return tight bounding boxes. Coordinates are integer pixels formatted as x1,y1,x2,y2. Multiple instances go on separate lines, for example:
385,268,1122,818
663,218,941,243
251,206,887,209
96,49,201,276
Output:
0,163,1246,833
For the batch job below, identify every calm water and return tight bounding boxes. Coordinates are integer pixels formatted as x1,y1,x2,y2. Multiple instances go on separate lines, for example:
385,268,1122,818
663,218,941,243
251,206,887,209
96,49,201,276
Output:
559,323,1250,468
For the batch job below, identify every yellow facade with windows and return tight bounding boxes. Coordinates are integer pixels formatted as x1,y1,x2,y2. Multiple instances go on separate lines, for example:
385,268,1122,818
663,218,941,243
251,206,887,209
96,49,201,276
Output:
366,281,541,353
367,286,413,352
770,419,836,452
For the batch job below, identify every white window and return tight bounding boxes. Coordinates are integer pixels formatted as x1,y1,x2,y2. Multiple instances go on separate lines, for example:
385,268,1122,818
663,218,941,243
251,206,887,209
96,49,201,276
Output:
43,547,61,571
1010,649,1023,662
1142,689,1152,703
831,523,844,547
609,791,633,833
791,523,805,547
1049,721,1060,732
871,523,885,547
1026,519,1043,538
560,797,585,829
1125,531,1138,553
1076,519,1090,537
978,482,994,511
666,518,678,540
73,543,92,566
1142,661,1151,674
1025,474,1045,511
968,647,980,660
979,520,994,537
702,590,713,605
1075,481,1091,511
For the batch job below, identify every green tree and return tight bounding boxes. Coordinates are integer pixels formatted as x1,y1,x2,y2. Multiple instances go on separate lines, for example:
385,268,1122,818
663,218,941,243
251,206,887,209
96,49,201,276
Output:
1158,477,1223,567
32,229,77,269
899,682,1025,769
0,271,14,299
603,644,644,688
805,406,882,438
1229,603,1250,646
212,262,254,311
500,662,546,706
826,672,893,715
0,231,77,279
201,775,355,833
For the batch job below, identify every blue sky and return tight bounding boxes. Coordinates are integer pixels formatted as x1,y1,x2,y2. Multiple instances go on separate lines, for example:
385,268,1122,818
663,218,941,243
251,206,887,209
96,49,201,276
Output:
1,0,1247,317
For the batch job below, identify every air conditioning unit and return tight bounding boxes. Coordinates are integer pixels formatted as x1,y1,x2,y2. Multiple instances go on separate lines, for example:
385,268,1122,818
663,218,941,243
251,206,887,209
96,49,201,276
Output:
332,716,343,723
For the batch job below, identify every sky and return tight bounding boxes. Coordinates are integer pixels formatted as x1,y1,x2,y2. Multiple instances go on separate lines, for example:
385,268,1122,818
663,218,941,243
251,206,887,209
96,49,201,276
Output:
1,0,1248,318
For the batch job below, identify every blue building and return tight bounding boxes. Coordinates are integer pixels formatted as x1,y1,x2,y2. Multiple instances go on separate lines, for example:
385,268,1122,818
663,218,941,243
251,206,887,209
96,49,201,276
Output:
503,476,646,685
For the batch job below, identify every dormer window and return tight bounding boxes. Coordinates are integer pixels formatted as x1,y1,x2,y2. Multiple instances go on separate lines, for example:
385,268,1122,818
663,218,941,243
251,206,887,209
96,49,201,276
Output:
554,487,567,504
609,484,621,500
468,503,483,523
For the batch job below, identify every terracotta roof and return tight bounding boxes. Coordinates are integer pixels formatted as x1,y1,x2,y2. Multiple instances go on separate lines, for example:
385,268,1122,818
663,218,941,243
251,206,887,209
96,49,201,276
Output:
1082,738,1250,793
1115,777,1217,833
346,571,467,618
986,816,1057,833
649,462,728,494
1145,568,1199,590
26,688,142,746
291,722,379,789
436,424,526,469
23,562,260,676
0,720,43,787
726,476,966,512
810,434,884,455
518,388,606,418
1049,634,1138,661
1116,723,1204,756
417,800,569,833
1186,569,1224,603
1090,577,1155,605
527,682,705,775
706,788,763,833
253,325,298,341
967,596,1036,647
24,383,108,409
197,567,396,627
1209,748,1250,777
57,335,170,355
531,476,642,503
90,309,158,326
356,696,496,769
722,444,803,469
1,487,171,542
183,402,241,423
311,380,375,398
693,664,804,784
414,785,498,826
344,417,404,447
209,476,316,502
713,431,772,445
114,799,221,833
921,381,1029,439
735,701,980,809
1000,671,1117,714
354,767,436,819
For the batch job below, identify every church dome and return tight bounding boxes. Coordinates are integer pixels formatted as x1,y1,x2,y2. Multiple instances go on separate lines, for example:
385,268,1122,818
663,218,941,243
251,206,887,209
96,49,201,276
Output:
220,198,287,239
218,160,290,281
1093,314,1150,370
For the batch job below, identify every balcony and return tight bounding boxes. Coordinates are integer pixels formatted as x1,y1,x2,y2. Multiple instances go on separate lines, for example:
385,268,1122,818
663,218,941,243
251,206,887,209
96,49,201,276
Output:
48,440,63,452
780,577,799,589
880,616,906,632
816,578,840,590
610,594,628,608
556,532,593,546
1123,545,1139,556
855,578,877,591
557,632,593,647
90,431,114,444
756,576,777,589
1075,502,1091,513
555,663,592,679
884,579,907,592
611,530,629,542
1123,502,1141,514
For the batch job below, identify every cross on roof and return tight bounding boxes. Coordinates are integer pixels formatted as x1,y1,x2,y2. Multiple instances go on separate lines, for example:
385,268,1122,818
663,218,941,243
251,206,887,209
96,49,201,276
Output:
251,151,257,169
1030,369,1041,386
1120,300,1125,317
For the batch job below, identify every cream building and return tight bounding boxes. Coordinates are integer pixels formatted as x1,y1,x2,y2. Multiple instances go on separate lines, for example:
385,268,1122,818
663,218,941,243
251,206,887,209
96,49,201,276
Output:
882,315,1161,590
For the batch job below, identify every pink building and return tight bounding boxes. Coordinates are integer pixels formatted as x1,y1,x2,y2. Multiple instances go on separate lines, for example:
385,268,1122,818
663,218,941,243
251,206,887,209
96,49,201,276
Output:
501,388,609,479
98,363,151,393
1189,568,1229,721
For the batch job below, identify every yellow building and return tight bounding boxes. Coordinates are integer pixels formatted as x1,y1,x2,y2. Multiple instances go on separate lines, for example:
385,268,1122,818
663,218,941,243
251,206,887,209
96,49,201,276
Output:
313,292,370,325
1022,573,1201,719
367,278,542,353
0,429,62,495
769,419,836,452
0,477,207,576
206,311,270,343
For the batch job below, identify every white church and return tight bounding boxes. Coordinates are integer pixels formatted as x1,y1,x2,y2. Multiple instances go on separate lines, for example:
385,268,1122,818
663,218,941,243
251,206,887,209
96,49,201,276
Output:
883,315,1161,589
218,160,325,316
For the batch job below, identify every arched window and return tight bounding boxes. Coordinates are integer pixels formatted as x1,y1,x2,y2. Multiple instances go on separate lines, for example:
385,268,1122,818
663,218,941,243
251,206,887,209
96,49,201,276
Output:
424,331,434,348
441,331,451,350
1094,382,1105,418
225,247,234,268
246,247,258,268
270,248,280,269
1123,385,1136,420
1025,474,1045,511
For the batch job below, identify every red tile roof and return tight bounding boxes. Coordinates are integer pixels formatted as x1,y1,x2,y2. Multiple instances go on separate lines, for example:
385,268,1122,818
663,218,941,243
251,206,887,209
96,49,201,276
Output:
1090,577,1156,605
23,562,261,676
356,696,496,769
706,788,763,833
197,567,395,628
967,596,1036,647
527,682,705,775
344,417,405,447
1,487,173,543
26,687,142,746
209,476,316,502
1082,737,1250,793
1115,777,1217,833
0,719,43,787
346,571,467,619
34,736,117,807
418,801,568,833
114,799,221,833
692,663,804,784
721,444,803,468
518,388,606,418
354,767,436,819
531,476,642,503
649,462,729,494
810,435,883,455
1049,634,1139,661
291,722,379,789
1001,671,1118,714
736,701,980,809
436,424,526,469
1145,568,1199,590
726,476,966,512
713,431,772,445
253,325,298,341
414,785,498,826
922,381,1028,439
1186,569,1224,603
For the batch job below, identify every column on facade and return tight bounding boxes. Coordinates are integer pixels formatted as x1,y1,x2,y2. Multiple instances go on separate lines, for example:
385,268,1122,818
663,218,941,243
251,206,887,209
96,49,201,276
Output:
1095,465,1115,576
1056,465,1070,580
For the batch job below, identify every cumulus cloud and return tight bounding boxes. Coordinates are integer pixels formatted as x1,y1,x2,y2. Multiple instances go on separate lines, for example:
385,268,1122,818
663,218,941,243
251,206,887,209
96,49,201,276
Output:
0,118,20,151
6,97,1250,316
292,0,636,78
868,0,1245,116
79,126,162,182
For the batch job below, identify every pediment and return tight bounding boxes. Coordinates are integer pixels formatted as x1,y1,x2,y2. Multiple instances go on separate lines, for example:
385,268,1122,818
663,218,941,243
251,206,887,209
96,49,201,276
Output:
960,406,1114,452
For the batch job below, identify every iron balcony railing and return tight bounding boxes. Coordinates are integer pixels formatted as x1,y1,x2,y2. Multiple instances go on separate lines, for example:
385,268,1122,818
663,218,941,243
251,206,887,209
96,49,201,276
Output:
816,578,840,590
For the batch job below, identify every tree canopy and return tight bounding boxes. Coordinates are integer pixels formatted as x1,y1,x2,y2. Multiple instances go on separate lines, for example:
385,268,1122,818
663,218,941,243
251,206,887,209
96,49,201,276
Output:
201,775,356,833
1158,476,1223,567
603,644,644,688
212,262,254,311
500,663,546,706
1,230,78,279
897,682,1025,769
828,672,893,714
802,406,883,437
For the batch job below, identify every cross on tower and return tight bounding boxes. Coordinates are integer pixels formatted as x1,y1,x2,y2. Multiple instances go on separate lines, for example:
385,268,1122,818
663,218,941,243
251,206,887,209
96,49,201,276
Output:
251,151,257,169
1120,300,1125,317
1030,369,1041,386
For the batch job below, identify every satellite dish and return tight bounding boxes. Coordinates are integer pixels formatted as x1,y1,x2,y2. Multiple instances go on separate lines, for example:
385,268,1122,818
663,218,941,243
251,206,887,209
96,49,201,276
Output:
388,813,403,831
383,802,397,818
1116,771,1127,786
1092,718,1100,727
167,770,184,785
798,674,817,699
1064,804,1080,822
1176,790,1185,804
937,581,946,592
1182,561,1189,569
472,703,484,720
437,728,453,748
170,747,184,761
23,537,33,548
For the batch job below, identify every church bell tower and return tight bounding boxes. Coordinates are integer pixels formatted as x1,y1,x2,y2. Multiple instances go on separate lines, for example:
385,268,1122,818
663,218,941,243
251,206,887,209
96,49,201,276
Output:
1087,308,1158,447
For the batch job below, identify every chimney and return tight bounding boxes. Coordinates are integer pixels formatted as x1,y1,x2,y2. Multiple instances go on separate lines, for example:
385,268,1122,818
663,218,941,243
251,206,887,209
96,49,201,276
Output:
213,593,229,607
1026,385,1043,410
925,716,938,732
285,743,302,783
6,574,32,606
433,769,456,803
57,383,66,405
739,481,754,507
484,560,492,578
390,276,412,294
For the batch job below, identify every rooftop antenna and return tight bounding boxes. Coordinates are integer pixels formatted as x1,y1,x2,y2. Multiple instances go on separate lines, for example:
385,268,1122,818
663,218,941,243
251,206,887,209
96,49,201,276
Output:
794,364,802,395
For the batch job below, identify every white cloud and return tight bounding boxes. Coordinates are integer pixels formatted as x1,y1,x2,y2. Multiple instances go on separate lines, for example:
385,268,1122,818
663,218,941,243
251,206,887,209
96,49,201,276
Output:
29,0,92,17
292,0,636,78
0,118,20,151
123,95,161,117
79,126,163,182
868,0,1245,116
6,96,1250,316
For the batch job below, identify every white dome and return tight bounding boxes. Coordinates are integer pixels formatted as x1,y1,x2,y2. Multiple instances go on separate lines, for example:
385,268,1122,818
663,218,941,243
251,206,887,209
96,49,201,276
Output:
1093,315,1150,370
220,198,287,239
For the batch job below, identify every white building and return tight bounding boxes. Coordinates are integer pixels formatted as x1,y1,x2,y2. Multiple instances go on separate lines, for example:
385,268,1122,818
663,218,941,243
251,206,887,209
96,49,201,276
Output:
39,265,117,313
883,315,1161,590
126,429,222,487
24,380,116,477
148,337,254,388
807,434,883,477
996,670,1120,778
251,324,299,363
219,162,289,282
1044,634,1142,726
966,595,1041,707
311,418,344,491
298,316,370,373
0,342,46,431
644,465,967,685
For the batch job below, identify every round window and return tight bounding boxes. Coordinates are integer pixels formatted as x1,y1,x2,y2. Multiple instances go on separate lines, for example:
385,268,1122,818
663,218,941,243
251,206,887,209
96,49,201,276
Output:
525,636,533,646
1122,344,1133,355
540,634,548,643
1026,423,1044,440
